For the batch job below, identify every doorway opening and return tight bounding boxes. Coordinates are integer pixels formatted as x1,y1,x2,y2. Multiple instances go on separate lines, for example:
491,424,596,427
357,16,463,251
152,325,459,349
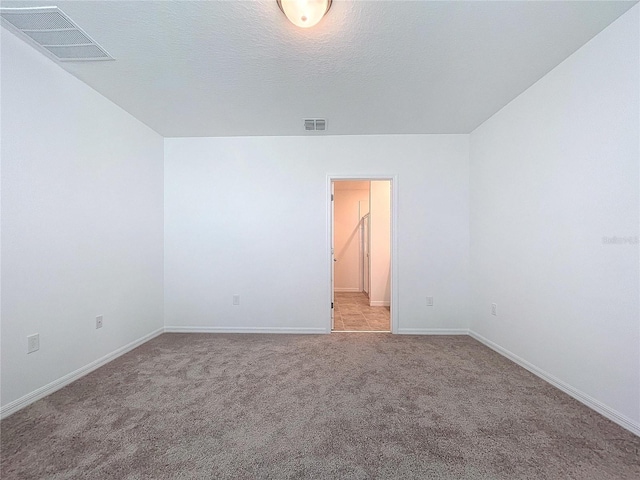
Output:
330,179,393,332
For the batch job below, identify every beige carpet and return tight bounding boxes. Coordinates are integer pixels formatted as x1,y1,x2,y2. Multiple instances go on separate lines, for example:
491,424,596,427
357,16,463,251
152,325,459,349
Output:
1,333,638,479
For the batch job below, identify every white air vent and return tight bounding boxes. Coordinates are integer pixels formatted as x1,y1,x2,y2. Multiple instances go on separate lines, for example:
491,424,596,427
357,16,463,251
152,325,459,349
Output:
0,6,113,62
304,119,327,132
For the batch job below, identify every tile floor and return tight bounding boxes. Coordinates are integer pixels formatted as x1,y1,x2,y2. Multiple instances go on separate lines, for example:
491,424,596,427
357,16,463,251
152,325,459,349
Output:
332,292,390,332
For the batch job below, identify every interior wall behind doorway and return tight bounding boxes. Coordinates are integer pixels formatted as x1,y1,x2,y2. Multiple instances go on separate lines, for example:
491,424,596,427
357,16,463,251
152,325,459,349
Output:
333,180,391,307
333,181,369,292
370,181,391,307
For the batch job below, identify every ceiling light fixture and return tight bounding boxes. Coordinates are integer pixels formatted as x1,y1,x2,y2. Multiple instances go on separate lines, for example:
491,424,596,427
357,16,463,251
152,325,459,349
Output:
277,0,332,28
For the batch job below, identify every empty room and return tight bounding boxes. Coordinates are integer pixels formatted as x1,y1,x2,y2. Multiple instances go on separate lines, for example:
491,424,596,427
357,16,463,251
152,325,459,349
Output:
1,1,639,478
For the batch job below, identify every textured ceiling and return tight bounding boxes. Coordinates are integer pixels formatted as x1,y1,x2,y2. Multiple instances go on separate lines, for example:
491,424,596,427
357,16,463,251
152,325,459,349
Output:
1,0,637,137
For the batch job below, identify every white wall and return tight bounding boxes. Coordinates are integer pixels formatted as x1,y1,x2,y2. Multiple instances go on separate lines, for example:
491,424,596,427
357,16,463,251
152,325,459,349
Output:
1,29,165,411
333,184,368,292
469,5,639,432
369,181,391,306
164,135,469,334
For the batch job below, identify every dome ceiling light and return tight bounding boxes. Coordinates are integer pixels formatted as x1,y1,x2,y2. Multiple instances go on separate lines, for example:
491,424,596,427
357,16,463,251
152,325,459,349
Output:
277,0,332,28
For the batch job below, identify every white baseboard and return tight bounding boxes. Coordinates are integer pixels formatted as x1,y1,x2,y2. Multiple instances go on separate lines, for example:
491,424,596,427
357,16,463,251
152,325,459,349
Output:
1,327,164,419
334,288,361,293
396,328,469,335
164,326,327,334
468,330,640,437
369,300,390,307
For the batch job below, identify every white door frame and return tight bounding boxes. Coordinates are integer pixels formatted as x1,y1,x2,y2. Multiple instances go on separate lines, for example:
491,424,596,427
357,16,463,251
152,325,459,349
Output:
330,181,335,331
327,175,399,334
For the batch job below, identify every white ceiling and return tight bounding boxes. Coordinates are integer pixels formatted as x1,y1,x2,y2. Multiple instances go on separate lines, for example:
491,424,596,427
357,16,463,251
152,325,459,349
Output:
1,0,637,137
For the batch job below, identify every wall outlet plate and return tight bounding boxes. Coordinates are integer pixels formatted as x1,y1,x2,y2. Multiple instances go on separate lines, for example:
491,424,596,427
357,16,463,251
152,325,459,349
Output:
426,296,434,306
233,295,240,306
27,333,39,354
491,303,497,316
96,315,103,329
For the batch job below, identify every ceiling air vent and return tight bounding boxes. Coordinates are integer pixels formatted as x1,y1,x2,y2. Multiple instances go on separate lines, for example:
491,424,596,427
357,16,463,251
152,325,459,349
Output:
304,119,327,132
0,6,114,62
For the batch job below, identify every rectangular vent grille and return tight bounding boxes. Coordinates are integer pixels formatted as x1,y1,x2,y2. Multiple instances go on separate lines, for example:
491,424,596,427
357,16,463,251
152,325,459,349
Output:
304,119,327,132
0,6,114,62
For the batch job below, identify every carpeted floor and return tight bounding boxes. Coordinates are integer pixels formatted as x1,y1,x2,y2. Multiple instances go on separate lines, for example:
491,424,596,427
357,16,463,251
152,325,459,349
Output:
1,333,638,479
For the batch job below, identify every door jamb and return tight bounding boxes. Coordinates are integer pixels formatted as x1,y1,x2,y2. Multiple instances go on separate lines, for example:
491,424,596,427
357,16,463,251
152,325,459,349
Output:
327,175,398,334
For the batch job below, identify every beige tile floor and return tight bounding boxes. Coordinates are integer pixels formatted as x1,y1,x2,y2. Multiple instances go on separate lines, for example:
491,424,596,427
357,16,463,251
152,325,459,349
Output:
332,292,390,332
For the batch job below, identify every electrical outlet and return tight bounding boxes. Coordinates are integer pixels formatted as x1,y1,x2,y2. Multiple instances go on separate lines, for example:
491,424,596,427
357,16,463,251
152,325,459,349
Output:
96,315,103,329
491,303,497,316
27,334,39,354
426,296,434,307
233,295,240,306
